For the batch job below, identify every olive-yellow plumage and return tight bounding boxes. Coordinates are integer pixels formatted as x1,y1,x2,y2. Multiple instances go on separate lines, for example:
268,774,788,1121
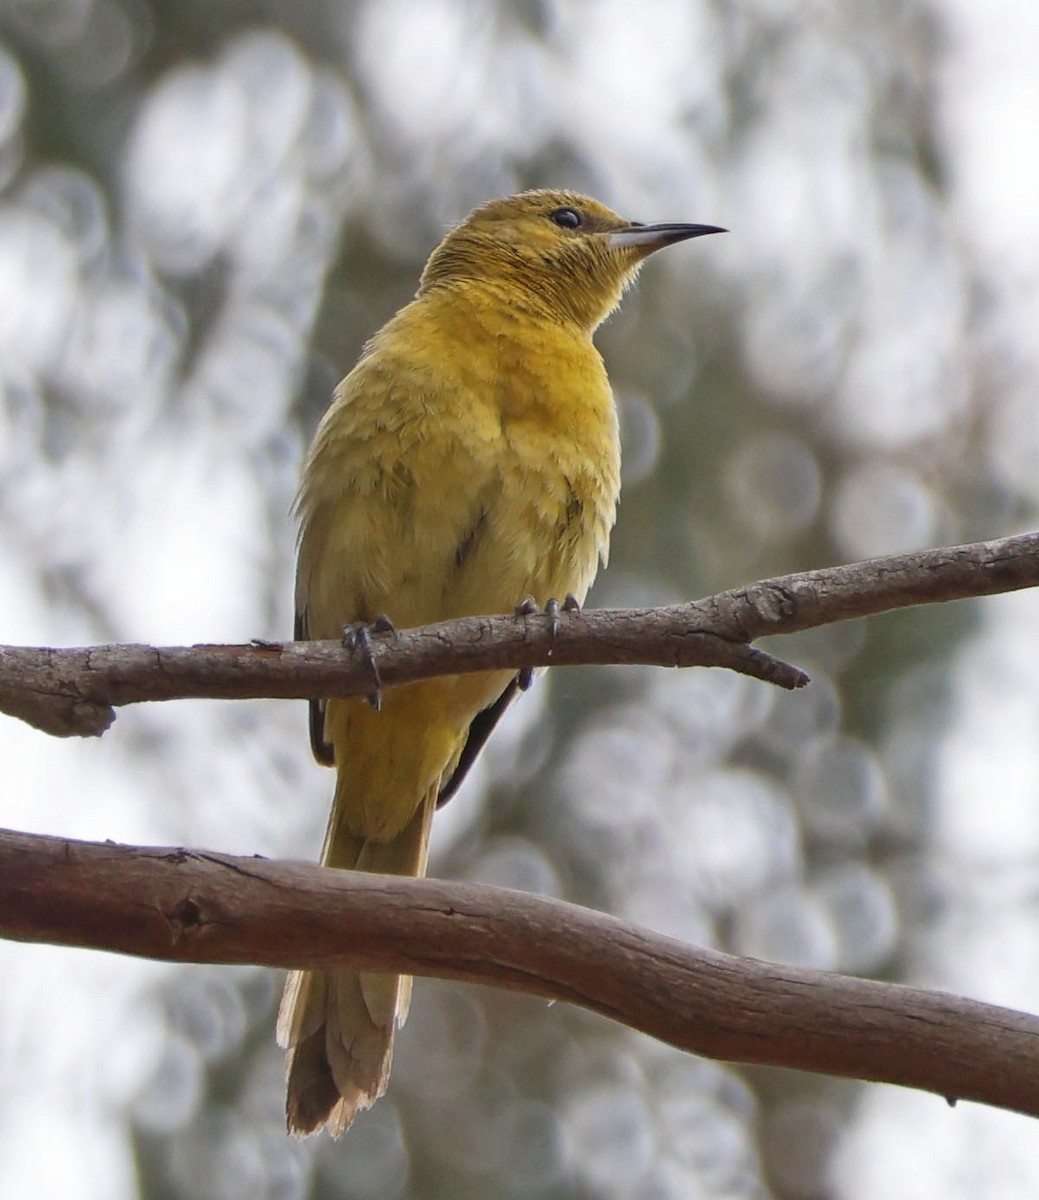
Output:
278,189,723,1135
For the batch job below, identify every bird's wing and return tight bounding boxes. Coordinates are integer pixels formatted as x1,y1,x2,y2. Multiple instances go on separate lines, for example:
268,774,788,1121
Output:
296,599,335,766
436,674,523,807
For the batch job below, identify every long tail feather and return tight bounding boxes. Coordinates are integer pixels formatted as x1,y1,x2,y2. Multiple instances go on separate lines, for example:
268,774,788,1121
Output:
278,785,436,1136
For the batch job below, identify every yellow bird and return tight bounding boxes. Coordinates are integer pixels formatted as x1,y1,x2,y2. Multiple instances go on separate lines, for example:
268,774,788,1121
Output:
279,189,724,1135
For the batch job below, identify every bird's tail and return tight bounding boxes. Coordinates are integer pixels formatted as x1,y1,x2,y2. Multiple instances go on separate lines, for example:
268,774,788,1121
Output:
277,783,436,1137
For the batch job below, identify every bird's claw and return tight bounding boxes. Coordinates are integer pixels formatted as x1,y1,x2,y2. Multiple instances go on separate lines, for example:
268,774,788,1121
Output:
515,593,581,661
541,594,581,636
544,596,562,637
342,614,396,710
371,612,396,635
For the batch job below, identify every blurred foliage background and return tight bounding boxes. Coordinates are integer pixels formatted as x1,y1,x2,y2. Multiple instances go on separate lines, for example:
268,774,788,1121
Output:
2,1,1039,1197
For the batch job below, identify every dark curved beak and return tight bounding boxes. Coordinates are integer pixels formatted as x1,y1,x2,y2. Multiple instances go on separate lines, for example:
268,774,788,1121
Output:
606,223,727,254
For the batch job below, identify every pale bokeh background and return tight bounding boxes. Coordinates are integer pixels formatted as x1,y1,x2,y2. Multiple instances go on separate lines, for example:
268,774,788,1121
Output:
1,2,1039,1197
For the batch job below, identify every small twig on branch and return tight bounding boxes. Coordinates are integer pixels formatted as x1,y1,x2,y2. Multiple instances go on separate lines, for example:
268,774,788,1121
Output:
1,531,1037,738
2,827,1039,1117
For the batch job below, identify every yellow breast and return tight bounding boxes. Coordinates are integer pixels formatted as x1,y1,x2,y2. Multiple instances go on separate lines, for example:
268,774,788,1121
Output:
296,284,621,637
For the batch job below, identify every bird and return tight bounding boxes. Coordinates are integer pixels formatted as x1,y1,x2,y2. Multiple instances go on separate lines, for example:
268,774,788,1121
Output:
278,188,724,1136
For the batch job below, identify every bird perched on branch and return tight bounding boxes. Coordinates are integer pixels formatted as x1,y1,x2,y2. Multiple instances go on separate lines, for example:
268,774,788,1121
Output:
279,188,724,1135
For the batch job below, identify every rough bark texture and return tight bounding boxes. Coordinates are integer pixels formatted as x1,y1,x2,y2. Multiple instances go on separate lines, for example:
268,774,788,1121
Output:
3,828,1039,1118
1,531,1037,737
3,531,1039,1118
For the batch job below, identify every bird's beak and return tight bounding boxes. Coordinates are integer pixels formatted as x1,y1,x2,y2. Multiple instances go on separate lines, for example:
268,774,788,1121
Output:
606,223,727,254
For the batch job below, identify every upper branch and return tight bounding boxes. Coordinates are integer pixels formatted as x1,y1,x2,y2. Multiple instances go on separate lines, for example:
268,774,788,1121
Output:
1,531,1037,737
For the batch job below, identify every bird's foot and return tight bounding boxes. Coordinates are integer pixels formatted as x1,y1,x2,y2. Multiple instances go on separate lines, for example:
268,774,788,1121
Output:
515,593,580,667
342,613,396,710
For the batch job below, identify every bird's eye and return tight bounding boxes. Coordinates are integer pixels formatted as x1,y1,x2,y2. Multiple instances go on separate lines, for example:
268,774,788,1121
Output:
548,207,582,229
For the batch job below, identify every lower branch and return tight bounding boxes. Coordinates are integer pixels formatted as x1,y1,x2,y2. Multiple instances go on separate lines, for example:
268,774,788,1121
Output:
3,827,1038,1117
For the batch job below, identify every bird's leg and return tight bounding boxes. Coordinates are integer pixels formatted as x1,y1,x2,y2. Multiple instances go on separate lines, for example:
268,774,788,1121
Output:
342,613,396,710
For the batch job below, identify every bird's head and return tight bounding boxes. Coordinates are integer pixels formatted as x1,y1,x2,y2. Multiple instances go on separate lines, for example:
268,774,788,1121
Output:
418,189,725,332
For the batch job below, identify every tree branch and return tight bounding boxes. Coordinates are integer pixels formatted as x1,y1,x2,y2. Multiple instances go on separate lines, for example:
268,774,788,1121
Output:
3,827,1038,1117
4,534,1039,1118
2,531,1037,738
